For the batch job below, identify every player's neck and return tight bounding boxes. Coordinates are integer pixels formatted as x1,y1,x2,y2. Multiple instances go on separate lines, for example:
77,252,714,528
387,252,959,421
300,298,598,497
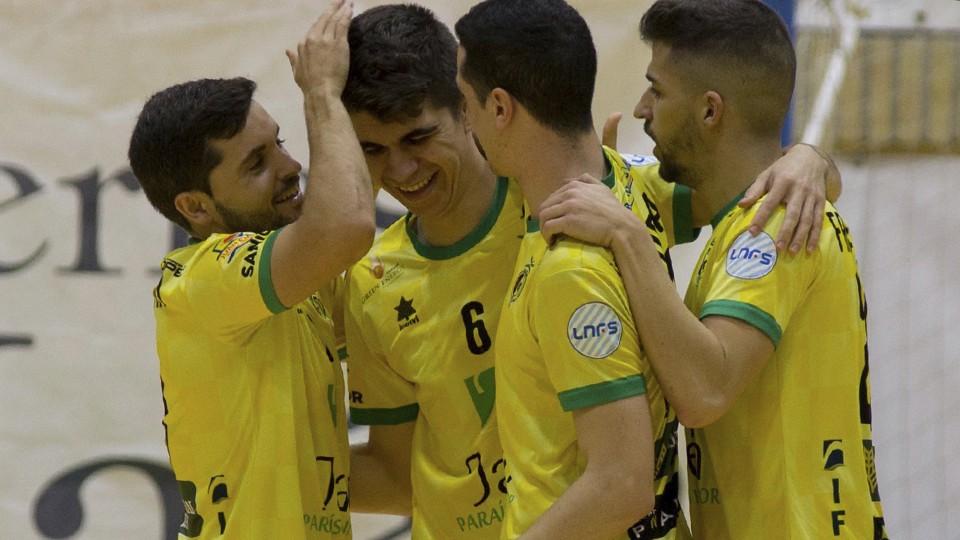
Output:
700,137,783,219
514,129,605,220
414,159,498,248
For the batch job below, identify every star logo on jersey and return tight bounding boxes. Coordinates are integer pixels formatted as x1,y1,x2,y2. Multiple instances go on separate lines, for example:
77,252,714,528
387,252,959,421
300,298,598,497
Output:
394,296,420,330
395,296,416,321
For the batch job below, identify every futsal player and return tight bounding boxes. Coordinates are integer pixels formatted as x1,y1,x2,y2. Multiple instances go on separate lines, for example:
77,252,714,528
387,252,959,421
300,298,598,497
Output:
127,1,374,537
343,2,841,539
539,0,888,538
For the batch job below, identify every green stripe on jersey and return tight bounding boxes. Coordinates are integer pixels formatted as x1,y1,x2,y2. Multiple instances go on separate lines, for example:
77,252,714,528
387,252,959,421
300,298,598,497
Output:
557,373,647,412
408,177,509,260
349,403,419,425
259,230,286,314
700,299,782,347
673,184,700,245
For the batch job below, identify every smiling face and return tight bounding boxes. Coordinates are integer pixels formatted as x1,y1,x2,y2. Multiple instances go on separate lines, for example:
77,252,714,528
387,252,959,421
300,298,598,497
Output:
200,101,302,234
350,103,484,222
633,42,704,187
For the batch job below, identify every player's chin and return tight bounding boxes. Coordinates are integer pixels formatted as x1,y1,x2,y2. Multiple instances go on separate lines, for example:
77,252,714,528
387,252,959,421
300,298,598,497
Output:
279,199,304,223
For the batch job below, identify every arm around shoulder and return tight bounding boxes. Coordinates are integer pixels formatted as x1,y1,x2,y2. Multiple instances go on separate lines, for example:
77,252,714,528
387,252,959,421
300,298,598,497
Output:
605,220,775,428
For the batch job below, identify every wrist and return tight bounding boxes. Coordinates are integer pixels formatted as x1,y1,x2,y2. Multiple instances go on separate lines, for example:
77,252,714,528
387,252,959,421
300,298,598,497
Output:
609,214,644,254
303,89,346,118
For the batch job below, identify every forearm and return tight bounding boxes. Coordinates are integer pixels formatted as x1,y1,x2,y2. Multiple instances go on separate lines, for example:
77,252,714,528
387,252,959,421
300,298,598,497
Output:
349,442,412,515
609,222,734,427
298,91,376,265
521,396,653,540
269,92,375,306
520,469,647,540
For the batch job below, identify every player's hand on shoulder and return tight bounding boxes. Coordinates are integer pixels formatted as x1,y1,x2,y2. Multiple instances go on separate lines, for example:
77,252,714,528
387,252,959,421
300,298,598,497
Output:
739,142,832,254
539,175,631,249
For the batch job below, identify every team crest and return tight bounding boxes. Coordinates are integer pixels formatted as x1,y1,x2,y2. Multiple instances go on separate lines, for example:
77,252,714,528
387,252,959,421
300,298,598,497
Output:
726,230,777,280
567,302,622,359
510,258,535,303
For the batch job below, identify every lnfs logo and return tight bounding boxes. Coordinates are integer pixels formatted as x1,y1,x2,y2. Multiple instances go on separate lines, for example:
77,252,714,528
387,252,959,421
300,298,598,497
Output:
725,230,777,280
567,302,622,359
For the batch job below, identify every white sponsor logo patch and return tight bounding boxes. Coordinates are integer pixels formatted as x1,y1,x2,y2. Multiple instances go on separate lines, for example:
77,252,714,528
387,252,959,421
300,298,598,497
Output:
567,302,622,359
726,231,777,279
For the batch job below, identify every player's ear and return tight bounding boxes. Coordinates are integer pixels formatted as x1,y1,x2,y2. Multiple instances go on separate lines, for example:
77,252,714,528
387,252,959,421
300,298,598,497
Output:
490,87,515,129
702,90,724,128
175,191,216,231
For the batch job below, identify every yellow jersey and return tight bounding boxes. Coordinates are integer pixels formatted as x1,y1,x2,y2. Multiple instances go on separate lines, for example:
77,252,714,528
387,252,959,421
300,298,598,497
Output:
683,197,887,539
345,178,523,539
494,148,692,540
155,230,351,539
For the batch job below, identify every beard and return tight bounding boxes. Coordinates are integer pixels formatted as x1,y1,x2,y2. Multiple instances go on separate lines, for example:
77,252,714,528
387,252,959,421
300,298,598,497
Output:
215,201,293,233
647,118,701,187
656,152,686,184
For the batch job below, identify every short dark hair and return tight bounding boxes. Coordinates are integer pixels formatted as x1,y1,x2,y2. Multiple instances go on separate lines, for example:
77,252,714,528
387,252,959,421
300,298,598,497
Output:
343,4,461,122
640,0,796,136
455,0,596,136
128,77,256,231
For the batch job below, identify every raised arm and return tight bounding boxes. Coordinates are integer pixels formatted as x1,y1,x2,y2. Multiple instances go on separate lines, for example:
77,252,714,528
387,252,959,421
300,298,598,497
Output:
271,0,375,308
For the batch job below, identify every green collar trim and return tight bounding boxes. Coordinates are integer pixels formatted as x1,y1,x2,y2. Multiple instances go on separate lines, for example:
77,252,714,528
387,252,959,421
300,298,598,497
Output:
711,188,748,229
527,149,616,234
407,176,509,260
526,215,540,233
599,148,616,189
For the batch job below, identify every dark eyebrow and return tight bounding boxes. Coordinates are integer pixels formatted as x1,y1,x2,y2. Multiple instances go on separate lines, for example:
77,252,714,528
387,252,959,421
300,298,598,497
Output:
239,144,267,170
238,125,280,170
403,123,440,143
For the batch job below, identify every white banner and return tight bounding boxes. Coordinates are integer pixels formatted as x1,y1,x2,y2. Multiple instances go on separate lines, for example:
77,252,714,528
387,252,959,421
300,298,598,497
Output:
1,1,955,538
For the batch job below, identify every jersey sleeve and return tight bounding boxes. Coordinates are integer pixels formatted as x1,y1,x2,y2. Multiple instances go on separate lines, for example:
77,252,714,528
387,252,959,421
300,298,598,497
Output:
530,243,647,412
183,231,287,335
698,204,819,347
343,264,419,425
631,160,699,247
318,273,348,360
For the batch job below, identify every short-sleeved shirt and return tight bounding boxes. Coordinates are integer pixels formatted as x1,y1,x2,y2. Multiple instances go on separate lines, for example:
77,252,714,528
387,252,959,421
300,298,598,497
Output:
494,147,693,540
155,230,351,539
683,197,887,539
345,178,524,539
